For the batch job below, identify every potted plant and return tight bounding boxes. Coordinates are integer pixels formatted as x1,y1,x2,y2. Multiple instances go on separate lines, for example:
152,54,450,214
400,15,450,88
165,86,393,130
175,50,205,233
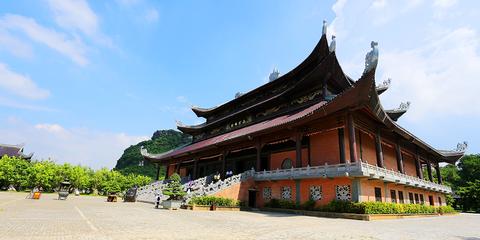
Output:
162,173,186,210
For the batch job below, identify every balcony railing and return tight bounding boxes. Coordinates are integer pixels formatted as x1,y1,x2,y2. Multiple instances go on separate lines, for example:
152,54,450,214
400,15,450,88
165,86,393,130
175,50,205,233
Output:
254,161,452,194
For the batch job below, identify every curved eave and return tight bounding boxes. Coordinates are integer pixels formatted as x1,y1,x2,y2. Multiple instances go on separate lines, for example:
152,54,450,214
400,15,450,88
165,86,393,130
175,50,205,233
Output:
376,85,389,95
177,51,350,135
363,73,465,164
20,152,33,160
385,109,407,121
191,33,331,118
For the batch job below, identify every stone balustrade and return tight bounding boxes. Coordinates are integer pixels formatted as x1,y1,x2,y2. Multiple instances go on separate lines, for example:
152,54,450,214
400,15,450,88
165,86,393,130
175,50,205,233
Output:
254,161,452,194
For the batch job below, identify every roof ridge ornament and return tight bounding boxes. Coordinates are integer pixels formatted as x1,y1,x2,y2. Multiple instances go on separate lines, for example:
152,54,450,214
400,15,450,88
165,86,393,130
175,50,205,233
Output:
364,41,379,74
235,92,243,98
455,141,468,152
322,20,327,35
396,101,410,111
329,35,336,53
175,120,186,127
377,78,391,88
269,68,280,82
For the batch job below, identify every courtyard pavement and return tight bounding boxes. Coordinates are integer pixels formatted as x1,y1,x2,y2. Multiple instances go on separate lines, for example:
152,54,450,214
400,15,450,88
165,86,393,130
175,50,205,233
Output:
0,192,479,240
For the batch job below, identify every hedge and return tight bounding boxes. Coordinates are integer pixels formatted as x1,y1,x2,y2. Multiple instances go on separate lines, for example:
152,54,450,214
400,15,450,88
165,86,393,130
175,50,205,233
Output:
189,196,239,207
264,199,457,215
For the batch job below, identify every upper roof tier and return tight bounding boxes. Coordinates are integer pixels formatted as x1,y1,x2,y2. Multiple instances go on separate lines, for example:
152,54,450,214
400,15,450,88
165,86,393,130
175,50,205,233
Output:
189,33,352,120
0,143,33,160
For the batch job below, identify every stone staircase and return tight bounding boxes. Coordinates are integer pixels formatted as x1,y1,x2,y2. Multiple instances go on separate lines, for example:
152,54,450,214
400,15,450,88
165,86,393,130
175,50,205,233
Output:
136,169,255,204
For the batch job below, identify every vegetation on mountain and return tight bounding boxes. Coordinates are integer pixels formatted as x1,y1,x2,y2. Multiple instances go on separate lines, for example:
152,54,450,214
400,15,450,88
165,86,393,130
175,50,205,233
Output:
114,130,191,179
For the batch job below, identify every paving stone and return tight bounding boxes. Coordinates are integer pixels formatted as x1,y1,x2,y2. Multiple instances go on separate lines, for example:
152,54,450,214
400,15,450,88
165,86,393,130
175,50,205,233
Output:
0,192,478,240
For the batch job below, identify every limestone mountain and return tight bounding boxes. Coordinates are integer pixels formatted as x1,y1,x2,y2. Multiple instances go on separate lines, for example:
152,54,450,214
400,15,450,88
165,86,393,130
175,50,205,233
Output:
114,130,191,178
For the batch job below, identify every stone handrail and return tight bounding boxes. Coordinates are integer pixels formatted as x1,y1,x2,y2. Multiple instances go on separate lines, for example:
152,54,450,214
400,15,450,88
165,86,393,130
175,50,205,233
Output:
254,161,452,194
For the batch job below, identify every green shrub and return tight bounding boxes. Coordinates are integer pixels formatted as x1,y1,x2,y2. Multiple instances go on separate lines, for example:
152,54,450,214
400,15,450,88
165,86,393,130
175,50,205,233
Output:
438,205,456,214
301,199,316,211
162,173,186,200
189,196,238,207
265,199,280,208
264,199,296,209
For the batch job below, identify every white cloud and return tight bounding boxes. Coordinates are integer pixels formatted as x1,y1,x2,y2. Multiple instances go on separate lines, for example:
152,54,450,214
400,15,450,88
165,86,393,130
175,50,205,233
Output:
0,14,88,65
0,96,56,112
0,63,50,99
0,118,148,169
144,8,159,23
45,0,113,48
0,30,33,58
433,0,458,8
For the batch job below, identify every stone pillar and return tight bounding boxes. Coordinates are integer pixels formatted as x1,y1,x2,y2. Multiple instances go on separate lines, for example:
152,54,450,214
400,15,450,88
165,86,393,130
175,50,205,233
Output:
395,141,404,173
347,113,358,162
193,158,198,180
375,128,385,168
295,133,303,168
414,151,423,179
426,159,433,182
352,178,362,202
338,128,346,163
435,164,443,184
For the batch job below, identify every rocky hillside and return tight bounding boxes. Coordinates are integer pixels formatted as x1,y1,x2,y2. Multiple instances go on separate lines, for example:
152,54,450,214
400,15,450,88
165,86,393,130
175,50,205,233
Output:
114,130,191,178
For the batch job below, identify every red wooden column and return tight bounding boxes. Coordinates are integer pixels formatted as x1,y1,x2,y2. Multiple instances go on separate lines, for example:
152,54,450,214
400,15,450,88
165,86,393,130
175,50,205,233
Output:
374,128,385,168
338,128,346,164
295,132,303,168
347,113,358,162
164,164,170,180
414,150,423,179
395,140,405,173
255,140,262,171
220,152,227,179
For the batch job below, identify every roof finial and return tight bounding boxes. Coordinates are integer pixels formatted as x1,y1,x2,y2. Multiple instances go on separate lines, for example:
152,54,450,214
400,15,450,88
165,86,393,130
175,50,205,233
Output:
322,20,327,35
364,41,379,74
269,68,280,82
329,35,336,52
235,92,243,98
455,141,468,152
397,101,410,111
175,120,185,127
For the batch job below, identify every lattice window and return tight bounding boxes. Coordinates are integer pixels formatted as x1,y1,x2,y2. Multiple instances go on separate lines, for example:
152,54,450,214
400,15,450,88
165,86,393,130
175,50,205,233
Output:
263,187,272,200
335,185,351,201
309,186,322,201
281,186,292,200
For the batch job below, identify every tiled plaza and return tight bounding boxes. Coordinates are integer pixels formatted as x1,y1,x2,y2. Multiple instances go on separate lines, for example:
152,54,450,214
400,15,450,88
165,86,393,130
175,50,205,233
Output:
0,192,478,240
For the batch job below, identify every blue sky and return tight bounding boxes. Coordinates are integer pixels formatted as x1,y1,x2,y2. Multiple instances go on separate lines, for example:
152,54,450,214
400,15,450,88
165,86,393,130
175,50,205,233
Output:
0,0,478,168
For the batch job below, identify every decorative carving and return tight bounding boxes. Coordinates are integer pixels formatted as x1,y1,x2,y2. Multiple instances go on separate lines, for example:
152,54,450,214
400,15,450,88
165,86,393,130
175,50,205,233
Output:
377,78,391,89
281,158,293,169
291,89,322,105
396,102,411,111
263,187,272,200
329,35,336,53
310,185,322,201
322,20,327,35
364,41,379,73
455,141,468,152
269,68,280,82
281,186,292,200
235,92,243,98
335,185,351,201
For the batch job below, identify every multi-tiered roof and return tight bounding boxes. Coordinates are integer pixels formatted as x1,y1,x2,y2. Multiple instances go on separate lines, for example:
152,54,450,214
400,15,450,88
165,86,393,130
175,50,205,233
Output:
142,23,465,164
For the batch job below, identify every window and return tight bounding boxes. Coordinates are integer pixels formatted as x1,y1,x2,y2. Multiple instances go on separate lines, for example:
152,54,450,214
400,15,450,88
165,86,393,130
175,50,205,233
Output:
390,190,397,203
438,196,442,206
335,185,352,201
409,192,414,204
310,186,322,201
428,195,434,206
420,194,425,204
398,191,404,204
414,193,419,204
374,187,382,202
281,158,293,169
281,186,292,200
263,187,272,200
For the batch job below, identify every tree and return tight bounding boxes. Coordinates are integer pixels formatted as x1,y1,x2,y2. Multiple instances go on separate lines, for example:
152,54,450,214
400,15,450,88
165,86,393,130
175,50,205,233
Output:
456,180,480,212
162,173,186,200
0,156,30,190
28,160,61,191
458,154,480,185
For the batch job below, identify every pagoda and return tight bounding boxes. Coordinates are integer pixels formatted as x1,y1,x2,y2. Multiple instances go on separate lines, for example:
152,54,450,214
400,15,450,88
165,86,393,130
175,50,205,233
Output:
141,22,465,207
